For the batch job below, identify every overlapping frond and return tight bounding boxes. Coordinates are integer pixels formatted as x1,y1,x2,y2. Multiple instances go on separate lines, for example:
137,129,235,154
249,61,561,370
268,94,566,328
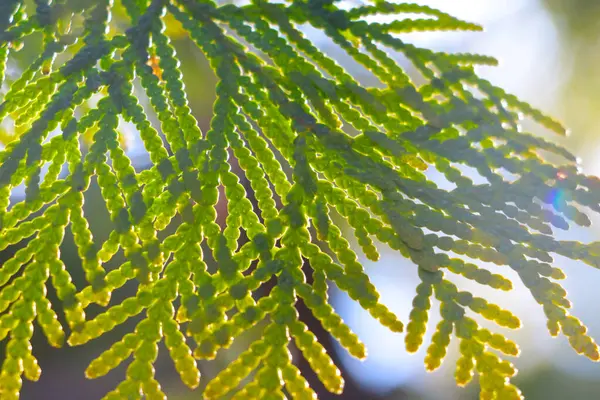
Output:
0,1,599,399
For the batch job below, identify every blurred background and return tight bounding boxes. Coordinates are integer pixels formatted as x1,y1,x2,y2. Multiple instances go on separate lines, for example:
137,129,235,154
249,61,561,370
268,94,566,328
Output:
3,0,600,399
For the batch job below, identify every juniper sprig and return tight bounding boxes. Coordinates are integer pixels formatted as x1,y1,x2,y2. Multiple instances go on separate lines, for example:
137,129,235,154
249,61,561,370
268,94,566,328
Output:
0,1,599,399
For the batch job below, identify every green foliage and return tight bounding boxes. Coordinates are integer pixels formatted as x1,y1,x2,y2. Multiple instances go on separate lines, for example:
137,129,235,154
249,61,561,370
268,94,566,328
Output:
0,1,598,399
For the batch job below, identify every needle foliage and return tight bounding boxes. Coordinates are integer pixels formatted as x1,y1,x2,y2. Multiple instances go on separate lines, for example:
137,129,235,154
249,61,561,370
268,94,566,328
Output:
0,1,599,399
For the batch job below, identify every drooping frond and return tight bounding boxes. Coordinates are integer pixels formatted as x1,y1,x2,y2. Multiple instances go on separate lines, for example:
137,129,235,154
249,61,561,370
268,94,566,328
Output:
0,1,598,399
